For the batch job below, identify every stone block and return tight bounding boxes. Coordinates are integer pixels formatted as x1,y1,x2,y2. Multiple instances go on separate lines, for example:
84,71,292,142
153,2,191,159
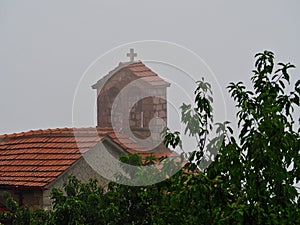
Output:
156,105,163,110
158,111,166,118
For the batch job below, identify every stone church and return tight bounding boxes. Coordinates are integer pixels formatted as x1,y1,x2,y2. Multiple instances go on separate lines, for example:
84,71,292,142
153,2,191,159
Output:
0,49,171,210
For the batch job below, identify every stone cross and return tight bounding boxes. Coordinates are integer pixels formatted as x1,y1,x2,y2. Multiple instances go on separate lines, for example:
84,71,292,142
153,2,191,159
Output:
126,48,137,62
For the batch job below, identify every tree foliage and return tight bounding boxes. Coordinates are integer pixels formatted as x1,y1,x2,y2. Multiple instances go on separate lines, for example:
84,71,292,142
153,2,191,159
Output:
1,51,299,224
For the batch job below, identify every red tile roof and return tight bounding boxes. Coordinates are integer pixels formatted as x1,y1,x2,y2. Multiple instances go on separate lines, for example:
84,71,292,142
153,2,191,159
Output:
122,61,170,86
0,127,171,188
92,61,170,89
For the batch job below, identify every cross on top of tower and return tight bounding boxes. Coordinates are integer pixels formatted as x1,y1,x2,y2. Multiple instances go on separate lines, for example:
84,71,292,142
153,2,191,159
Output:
126,48,137,62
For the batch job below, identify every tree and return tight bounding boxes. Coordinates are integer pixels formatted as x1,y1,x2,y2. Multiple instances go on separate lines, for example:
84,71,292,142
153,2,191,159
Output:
0,191,31,225
223,51,300,224
162,50,300,224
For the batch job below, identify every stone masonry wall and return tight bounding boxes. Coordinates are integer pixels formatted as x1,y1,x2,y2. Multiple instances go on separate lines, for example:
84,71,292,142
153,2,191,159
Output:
96,68,168,142
42,156,109,209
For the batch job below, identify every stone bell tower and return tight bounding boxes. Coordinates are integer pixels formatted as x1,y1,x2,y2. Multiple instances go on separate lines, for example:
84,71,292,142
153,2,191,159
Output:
92,49,170,143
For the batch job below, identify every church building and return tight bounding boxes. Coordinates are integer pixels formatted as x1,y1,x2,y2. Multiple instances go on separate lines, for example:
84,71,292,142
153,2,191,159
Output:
0,49,171,210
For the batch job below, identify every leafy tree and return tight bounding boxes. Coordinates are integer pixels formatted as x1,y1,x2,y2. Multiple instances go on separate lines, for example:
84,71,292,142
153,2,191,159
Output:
0,191,31,225
162,50,300,224
50,175,112,225
223,51,300,224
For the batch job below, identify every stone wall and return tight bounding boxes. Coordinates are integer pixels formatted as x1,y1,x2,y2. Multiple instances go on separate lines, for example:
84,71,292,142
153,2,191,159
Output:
43,156,109,209
97,69,136,127
42,140,123,209
96,68,168,142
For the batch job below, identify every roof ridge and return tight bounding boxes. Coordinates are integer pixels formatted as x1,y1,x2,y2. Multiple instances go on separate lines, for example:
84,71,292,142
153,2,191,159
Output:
0,127,124,140
0,127,97,139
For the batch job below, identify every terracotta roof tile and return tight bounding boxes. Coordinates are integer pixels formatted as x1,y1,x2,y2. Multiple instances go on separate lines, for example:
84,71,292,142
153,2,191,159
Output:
0,127,171,187
125,62,170,86
92,61,170,89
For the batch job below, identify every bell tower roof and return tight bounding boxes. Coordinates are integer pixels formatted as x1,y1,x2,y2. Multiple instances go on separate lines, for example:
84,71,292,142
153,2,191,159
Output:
92,61,170,90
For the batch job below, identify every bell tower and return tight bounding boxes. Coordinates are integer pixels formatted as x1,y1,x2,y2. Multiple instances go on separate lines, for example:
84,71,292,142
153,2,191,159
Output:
92,49,170,142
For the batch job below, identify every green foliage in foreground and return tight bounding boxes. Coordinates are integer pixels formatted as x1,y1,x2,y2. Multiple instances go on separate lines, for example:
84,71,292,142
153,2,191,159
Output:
0,51,299,225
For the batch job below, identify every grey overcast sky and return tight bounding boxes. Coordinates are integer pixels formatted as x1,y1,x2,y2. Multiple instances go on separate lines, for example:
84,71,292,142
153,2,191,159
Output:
0,0,299,134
